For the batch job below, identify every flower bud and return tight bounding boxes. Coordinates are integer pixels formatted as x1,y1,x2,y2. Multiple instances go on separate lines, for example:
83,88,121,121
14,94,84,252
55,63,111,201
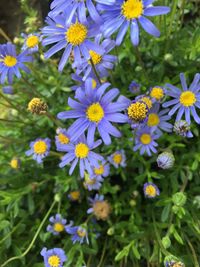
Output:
162,236,171,249
107,227,114,236
172,192,187,207
173,120,193,138
157,151,175,169
164,53,173,62
2,86,14,95
27,98,48,115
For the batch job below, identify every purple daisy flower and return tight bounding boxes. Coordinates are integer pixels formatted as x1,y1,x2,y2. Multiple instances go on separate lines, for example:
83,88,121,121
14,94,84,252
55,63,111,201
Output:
21,33,41,53
107,149,126,168
97,0,170,46
92,159,110,179
57,79,128,145
87,194,111,220
47,214,73,236
133,126,159,156
42,13,104,72
55,128,71,151
74,36,117,80
25,138,51,164
49,0,115,24
129,80,141,94
66,226,88,244
87,194,104,214
40,247,67,267
143,182,160,198
58,134,103,178
163,73,200,125
147,104,173,134
2,85,14,94
83,174,103,191
0,42,32,84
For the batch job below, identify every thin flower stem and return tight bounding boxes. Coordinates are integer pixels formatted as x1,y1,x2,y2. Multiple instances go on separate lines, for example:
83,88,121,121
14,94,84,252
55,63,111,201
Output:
22,77,44,98
90,59,102,85
184,234,199,267
0,28,11,42
0,118,25,124
97,238,107,267
0,92,21,112
45,112,65,128
1,200,56,267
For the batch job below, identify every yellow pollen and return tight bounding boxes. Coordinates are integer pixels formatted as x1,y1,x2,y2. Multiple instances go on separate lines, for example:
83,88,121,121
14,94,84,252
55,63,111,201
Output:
150,87,164,100
94,164,104,175
58,133,69,144
48,255,60,267
179,91,196,107
26,35,39,48
77,228,86,237
127,102,148,122
70,191,80,200
145,185,156,197
140,97,152,109
33,140,47,154
121,0,143,20
113,154,122,164
66,23,88,46
54,223,64,232
89,50,102,65
92,79,97,89
147,113,160,127
86,103,104,123
140,133,151,145
4,55,17,67
10,158,19,169
75,143,89,158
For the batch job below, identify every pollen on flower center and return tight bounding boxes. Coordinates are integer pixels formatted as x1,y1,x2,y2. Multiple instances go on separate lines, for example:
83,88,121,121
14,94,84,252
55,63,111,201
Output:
113,154,122,164
140,133,151,145
54,223,64,232
150,87,164,100
77,228,86,237
145,185,156,197
33,141,47,154
26,36,39,48
86,103,104,123
4,55,17,67
48,255,60,267
75,143,89,158
94,165,104,175
179,91,196,107
89,50,102,65
58,133,69,144
70,191,80,200
92,79,97,89
147,113,160,127
93,200,111,220
140,97,152,109
127,102,148,122
66,23,88,46
121,0,143,20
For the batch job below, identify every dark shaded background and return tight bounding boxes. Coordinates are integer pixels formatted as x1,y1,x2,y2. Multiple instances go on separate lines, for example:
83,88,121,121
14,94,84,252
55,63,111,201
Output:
0,0,50,43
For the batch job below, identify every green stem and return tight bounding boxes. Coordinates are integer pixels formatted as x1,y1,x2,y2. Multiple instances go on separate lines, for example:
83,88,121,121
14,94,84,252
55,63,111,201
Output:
184,235,199,267
1,200,56,267
134,46,149,81
0,92,20,112
45,112,65,128
0,221,22,245
90,59,102,85
97,238,107,267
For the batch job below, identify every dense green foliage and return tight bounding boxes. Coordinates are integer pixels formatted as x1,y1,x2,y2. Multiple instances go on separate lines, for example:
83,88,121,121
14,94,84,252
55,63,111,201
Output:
0,0,200,266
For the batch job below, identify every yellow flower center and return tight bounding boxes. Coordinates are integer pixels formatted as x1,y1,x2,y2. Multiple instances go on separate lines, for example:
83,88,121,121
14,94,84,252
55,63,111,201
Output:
140,133,151,145
33,140,47,154
89,50,102,65
147,113,160,127
179,91,196,107
26,35,39,48
75,143,89,158
10,159,19,169
4,55,17,67
121,0,143,20
140,97,152,109
127,102,148,122
113,154,122,164
69,191,80,200
94,164,104,175
85,177,96,185
150,87,164,100
77,228,86,237
48,255,60,267
92,79,97,89
145,185,157,197
58,133,70,144
86,103,104,123
66,23,88,46
93,200,111,220
53,222,64,232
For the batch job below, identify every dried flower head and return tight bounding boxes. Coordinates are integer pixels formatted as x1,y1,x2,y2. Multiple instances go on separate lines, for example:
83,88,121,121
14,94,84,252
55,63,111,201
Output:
27,98,48,115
